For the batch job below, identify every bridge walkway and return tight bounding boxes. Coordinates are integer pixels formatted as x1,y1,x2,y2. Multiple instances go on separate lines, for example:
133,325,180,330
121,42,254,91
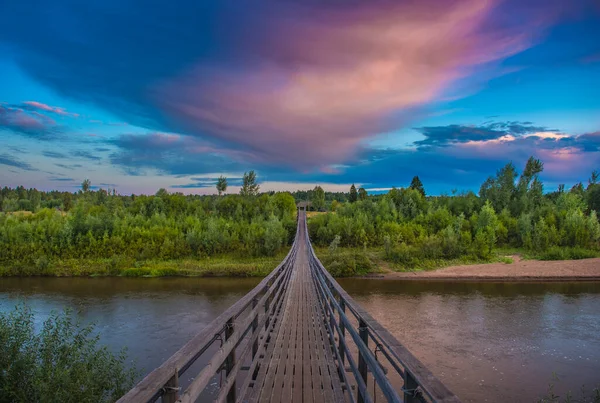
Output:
243,212,344,402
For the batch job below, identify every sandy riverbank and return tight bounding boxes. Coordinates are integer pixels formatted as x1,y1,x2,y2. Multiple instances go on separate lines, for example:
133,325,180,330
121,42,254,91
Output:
362,256,600,281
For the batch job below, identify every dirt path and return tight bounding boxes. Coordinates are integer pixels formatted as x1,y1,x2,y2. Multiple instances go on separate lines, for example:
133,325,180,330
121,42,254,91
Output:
363,256,600,281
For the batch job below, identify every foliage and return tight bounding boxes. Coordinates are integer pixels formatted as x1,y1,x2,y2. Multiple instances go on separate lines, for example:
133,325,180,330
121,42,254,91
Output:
0,305,137,403
349,184,358,203
537,374,600,403
358,187,367,201
311,186,325,211
409,176,426,197
240,170,259,196
307,157,600,271
216,175,228,196
0,188,298,276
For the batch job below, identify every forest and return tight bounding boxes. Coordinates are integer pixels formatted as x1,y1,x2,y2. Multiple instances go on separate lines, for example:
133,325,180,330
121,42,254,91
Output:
1,158,600,277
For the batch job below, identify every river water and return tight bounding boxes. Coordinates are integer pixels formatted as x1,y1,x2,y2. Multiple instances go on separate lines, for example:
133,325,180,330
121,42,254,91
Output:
1,277,599,402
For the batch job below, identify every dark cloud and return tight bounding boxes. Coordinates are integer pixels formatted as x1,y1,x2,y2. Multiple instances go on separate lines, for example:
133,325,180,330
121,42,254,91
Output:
94,147,112,152
49,177,75,182
43,150,68,159
108,133,242,176
414,121,558,148
55,163,84,170
574,131,600,152
172,177,244,189
70,150,102,161
0,153,37,171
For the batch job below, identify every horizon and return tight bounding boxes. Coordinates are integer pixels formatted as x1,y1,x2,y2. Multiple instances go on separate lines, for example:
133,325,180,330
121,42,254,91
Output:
1,1,599,195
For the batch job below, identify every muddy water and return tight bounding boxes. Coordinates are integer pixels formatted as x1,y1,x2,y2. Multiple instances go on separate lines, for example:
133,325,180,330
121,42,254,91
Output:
337,280,600,402
1,277,599,402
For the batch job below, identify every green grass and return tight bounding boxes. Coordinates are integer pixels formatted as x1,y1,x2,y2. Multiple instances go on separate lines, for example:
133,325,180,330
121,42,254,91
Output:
0,252,286,278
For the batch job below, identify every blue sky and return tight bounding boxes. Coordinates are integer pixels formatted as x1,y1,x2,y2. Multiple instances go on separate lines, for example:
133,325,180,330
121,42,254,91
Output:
1,0,599,195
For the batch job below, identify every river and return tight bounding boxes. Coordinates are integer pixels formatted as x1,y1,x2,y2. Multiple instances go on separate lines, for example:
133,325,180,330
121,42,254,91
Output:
1,277,599,402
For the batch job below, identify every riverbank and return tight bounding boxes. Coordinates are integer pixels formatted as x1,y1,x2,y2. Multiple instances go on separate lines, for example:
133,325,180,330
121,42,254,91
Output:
362,255,600,281
0,253,285,277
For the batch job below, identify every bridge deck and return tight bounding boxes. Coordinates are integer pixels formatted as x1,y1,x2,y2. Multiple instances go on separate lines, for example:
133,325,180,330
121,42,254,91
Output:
244,214,345,402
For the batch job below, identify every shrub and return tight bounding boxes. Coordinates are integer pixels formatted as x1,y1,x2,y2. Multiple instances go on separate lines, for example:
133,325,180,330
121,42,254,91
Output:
0,305,137,403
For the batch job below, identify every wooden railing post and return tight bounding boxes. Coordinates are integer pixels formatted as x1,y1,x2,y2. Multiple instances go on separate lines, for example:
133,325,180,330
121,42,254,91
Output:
225,318,236,403
357,318,368,403
251,298,258,359
161,370,179,403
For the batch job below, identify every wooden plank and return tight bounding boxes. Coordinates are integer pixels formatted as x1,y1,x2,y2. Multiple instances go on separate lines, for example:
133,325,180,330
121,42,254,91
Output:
278,269,299,402
301,267,313,403
291,269,303,403
267,270,297,401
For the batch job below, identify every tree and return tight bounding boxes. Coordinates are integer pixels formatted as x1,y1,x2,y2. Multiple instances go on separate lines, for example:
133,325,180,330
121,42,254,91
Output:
409,176,426,197
349,184,358,203
358,187,367,201
589,170,599,187
240,171,259,196
311,186,325,211
588,184,600,214
517,157,543,194
216,176,228,196
155,188,169,198
571,182,585,198
81,179,91,193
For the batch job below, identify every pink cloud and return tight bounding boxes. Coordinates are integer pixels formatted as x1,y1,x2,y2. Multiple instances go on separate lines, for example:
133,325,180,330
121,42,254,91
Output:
23,101,79,117
157,0,558,169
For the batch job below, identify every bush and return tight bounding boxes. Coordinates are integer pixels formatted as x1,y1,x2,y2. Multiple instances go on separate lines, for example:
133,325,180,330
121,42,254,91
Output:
539,247,598,261
321,250,375,277
0,305,137,403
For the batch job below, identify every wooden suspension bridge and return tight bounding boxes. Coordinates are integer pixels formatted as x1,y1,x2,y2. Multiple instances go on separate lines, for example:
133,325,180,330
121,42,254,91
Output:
118,210,460,403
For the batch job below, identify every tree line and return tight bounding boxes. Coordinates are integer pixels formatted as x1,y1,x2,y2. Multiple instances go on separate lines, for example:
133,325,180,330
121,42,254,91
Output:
2,159,600,276
0,171,298,274
309,157,600,270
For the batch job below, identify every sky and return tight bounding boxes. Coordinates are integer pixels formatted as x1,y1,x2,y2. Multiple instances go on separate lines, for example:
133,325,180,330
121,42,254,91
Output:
1,0,599,195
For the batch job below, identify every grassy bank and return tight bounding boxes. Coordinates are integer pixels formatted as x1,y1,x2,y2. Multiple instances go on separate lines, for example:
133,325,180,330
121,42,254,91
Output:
0,252,286,277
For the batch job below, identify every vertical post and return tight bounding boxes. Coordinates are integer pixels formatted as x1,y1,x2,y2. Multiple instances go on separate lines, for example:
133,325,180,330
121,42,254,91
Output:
357,318,369,403
404,370,419,403
252,298,258,359
161,370,179,403
338,300,346,368
225,318,236,403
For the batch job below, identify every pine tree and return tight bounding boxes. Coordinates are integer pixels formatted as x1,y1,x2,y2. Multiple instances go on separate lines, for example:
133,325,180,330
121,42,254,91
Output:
349,184,358,203
409,176,425,197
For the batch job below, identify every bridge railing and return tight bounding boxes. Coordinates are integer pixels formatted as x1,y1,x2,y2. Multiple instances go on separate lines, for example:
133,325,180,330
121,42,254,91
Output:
117,221,301,403
304,217,460,403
